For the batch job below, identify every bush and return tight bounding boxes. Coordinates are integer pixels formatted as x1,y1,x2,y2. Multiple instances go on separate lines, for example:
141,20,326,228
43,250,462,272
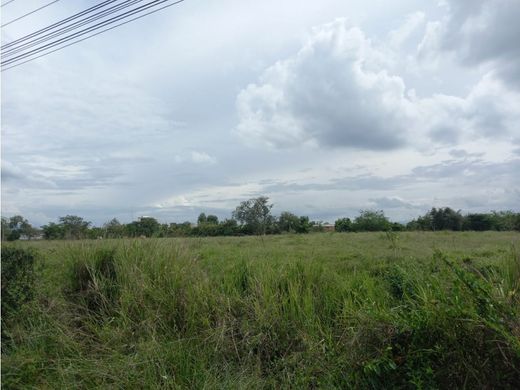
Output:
66,248,119,319
1,247,37,340
353,210,390,232
335,218,352,232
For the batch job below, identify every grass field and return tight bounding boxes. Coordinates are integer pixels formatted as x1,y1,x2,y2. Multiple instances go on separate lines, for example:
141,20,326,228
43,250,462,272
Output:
2,232,520,389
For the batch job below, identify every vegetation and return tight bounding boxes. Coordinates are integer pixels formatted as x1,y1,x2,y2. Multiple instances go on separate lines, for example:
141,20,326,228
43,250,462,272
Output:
2,232,519,388
407,208,520,232
2,199,520,243
1,215,38,241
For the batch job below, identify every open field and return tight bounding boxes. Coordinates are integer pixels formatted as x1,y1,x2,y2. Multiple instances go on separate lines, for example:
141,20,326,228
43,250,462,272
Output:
2,232,520,389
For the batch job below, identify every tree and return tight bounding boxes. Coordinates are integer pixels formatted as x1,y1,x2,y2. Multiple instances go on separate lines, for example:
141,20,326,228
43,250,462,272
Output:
104,218,124,238
217,219,239,236
278,212,300,233
4,215,36,240
197,213,207,225
353,210,390,232
489,211,518,231
42,222,65,240
335,217,352,232
168,222,192,237
1,217,10,241
463,213,493,231
59,215,91,239
87,227,105,240
127,217,160,237
232,196,274,235
206,215,219,225
295,216,311,233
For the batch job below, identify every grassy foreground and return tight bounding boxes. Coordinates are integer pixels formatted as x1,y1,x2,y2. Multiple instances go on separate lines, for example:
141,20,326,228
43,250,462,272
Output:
2,232,520,389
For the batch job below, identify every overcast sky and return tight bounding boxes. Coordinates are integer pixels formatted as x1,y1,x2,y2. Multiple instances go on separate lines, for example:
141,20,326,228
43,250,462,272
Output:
2,0,519,226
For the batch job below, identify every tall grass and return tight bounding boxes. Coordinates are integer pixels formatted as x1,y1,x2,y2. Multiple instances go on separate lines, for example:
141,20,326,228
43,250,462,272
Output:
2,232,520,388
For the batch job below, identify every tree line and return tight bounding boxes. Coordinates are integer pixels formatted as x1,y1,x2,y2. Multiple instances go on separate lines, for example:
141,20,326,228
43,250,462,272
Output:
2,199,519,241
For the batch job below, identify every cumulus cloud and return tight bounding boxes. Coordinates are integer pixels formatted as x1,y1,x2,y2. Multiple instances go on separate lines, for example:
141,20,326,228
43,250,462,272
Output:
236,19,414,150
418,0,520,87
388,11,425,48
236,18,520,150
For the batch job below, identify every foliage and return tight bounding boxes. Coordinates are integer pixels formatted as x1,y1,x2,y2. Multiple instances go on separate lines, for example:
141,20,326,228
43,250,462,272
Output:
2,232,520,388
104,218,124,238
1,247,37,343
1,215,37,241
463,213,494,231
41,222,65,240
59,215,91,239
353,210,391,231
278,212,311,233
125,217,160,237
409,208,520,232
335,217,352,232
232,196,274,235
4,206,520,243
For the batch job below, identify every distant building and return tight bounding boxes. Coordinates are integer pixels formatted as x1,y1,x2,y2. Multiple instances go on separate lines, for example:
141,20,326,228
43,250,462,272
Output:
322,223,335,232
19,233,44,240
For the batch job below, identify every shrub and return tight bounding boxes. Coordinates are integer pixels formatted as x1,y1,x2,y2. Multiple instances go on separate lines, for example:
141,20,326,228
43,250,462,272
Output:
335,217,352,232
1,247,37,341
66,248,119,319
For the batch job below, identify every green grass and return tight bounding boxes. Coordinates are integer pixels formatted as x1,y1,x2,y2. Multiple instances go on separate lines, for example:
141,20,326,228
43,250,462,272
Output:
2,232,520,389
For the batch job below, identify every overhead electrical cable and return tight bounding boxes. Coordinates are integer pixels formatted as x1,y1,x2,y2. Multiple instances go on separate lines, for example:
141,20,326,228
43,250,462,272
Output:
1,0,185,71
1,0,17,8
2,0,120,50
2,0,61,28
2,0,146,56
2,0,176,65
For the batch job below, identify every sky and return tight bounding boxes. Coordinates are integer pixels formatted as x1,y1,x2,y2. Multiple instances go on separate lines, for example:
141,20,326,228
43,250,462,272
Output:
1,0,519,226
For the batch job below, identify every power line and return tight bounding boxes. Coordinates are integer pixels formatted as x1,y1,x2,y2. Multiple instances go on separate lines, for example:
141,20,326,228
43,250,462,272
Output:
1,0,17,8
2,0,173,65
3,0,145,56
2,0,61,28
1,0,185,71
2,0,120,50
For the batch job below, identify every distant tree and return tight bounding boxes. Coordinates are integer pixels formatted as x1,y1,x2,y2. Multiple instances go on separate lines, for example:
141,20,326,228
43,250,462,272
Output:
310,221,325,233
295,216,311,233
489,211,518,231
463,213,493,231
409,208,463,231
104,218,124,238
168,222,192,237
353,210,390,232
193,214,219,236
206,215,219,225
232,196,274,235
390,222,405,231
217,219,239,236
514,214,520,231
278,212,300,233
197,213,207,225
4,215,36,240
87,227,105,240
42,222,65,240
335,217,353,232
59,215,90,239
1,217,10,241
127,217,160,237
429,208,463,231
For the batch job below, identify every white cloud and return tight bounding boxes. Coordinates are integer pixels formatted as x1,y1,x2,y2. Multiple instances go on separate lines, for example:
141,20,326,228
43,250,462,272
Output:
388,11,425,48
418,0,520,87
236,18,520,151
236,19,415,150
2,1,519,225
190,151,217,164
